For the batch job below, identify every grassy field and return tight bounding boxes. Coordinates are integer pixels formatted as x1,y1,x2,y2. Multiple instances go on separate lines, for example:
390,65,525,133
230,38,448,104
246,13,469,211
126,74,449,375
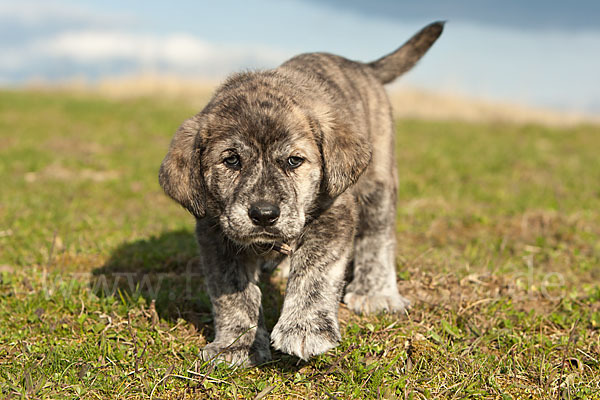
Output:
0,89,599,399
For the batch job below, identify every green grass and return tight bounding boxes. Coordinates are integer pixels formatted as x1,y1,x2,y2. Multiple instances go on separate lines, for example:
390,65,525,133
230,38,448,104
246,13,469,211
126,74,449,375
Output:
0,89,599,399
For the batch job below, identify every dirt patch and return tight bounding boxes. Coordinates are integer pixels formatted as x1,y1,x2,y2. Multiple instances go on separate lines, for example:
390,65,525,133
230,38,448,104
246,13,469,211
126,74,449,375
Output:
24,164,120,183
45,137,107,156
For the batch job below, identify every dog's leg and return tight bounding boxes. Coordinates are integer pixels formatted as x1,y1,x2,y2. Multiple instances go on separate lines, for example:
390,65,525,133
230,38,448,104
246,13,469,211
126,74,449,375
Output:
196,235,271,366
344,179,411,314
271,198,355,360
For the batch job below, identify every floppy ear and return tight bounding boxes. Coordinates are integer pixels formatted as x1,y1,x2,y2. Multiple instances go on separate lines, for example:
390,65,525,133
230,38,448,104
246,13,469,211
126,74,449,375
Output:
320,119,372,197
158,117,206,218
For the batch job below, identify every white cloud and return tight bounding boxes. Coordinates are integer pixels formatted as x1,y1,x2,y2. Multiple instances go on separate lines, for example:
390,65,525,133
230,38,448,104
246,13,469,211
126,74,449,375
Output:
39,31,213,64
2,29,288,79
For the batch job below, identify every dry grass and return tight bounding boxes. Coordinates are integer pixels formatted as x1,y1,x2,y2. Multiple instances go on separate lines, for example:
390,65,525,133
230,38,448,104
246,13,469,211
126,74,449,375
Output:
388,86,600,127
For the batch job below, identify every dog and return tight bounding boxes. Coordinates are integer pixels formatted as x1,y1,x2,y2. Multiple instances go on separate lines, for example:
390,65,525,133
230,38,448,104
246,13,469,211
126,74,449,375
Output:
159,22,443,366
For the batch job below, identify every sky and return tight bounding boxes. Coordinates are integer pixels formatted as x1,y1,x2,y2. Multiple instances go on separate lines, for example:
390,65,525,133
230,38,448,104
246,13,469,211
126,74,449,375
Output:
1,0,599,113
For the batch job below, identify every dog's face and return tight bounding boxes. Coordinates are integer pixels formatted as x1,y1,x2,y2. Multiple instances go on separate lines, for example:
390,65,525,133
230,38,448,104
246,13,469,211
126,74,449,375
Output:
159,71,372,246
200,99,323,245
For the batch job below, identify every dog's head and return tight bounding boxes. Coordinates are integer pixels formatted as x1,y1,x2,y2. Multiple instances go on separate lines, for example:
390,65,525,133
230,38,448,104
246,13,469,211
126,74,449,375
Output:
159,71,371,246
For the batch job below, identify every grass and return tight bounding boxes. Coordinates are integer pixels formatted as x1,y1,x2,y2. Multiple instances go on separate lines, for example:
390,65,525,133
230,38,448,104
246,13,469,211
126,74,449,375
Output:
0,88,599,399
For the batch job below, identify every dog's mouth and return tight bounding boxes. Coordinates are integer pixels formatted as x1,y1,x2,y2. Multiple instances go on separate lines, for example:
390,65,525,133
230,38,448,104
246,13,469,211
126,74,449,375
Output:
222,216,294,255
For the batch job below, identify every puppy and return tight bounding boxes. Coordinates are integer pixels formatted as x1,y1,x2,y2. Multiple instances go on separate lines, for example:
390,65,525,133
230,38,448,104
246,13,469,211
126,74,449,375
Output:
159,22,443,366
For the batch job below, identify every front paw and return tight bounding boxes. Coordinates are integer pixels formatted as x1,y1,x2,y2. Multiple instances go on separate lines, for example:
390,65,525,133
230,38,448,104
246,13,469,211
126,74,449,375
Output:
271,315,341,360
200,342,271,367
200,336,271,367
344,292,411,315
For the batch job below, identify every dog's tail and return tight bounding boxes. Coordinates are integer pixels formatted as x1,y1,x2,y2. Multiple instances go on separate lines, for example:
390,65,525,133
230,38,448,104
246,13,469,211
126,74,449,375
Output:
368,21,444,85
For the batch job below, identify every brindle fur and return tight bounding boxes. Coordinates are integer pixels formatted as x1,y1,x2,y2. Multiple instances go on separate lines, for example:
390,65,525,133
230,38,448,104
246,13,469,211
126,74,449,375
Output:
159,22,443,365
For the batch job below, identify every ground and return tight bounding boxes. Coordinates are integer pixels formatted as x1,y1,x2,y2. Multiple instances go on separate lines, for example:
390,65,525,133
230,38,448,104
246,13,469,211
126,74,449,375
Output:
0,89,599,399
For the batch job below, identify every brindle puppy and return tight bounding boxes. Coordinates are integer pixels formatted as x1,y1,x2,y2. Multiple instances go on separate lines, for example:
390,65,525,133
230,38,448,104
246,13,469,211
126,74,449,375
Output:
159,22,443,366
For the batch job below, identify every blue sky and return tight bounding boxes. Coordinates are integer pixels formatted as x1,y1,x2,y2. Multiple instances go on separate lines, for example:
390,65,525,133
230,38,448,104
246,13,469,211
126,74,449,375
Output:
1,0,599,113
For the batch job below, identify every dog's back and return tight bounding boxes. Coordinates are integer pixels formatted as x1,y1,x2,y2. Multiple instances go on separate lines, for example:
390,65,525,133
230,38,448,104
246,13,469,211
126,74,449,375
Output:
280,21,444,114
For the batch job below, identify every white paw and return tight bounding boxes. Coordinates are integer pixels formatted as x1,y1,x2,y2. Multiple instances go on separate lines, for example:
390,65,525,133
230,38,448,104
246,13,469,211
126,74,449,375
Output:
271,318,340,360
343,292,411,315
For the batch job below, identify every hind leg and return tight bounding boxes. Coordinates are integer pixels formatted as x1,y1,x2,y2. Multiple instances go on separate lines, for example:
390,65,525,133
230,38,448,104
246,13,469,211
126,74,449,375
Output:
344,179,410,314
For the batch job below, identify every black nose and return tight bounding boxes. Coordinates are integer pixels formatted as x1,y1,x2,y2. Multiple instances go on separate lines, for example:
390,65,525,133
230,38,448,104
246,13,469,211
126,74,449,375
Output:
248,201,280,226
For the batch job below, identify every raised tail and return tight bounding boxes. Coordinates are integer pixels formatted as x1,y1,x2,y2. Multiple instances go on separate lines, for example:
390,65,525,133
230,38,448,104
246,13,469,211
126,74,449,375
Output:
368,21,444,85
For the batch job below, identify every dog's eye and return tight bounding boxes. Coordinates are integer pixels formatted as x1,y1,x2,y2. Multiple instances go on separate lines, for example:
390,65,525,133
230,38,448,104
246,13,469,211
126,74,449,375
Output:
287,156,304,169
223,155,241,168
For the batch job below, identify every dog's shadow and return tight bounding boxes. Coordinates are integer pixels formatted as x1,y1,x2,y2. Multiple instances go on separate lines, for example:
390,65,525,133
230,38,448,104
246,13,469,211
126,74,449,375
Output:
91,229,286,343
